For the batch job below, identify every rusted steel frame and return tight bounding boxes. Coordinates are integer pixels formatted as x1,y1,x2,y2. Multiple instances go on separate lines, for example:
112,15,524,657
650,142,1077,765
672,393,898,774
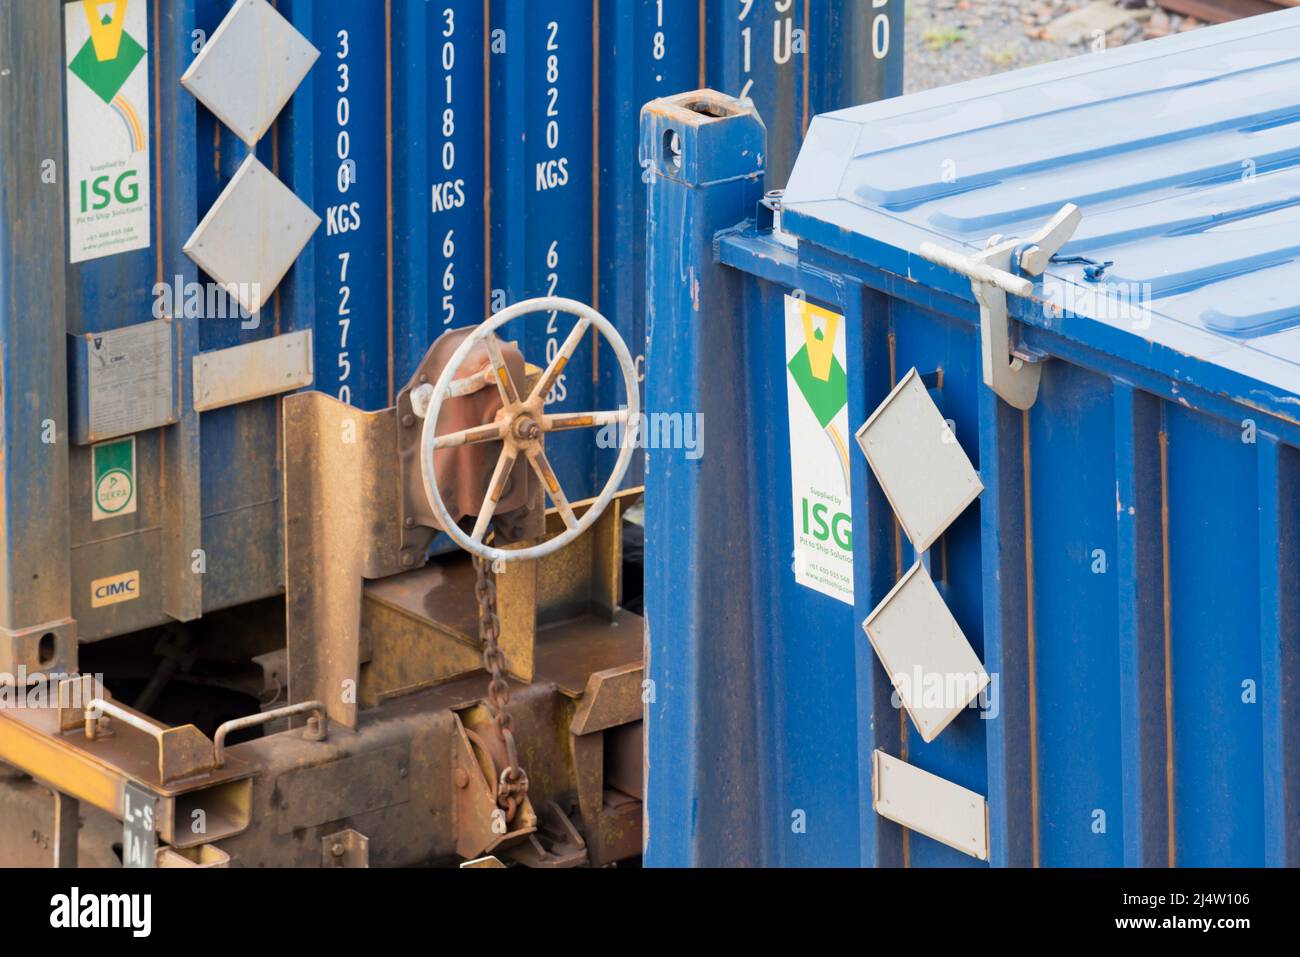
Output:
82,696,218,785
283,394,404,730
0,706,253,848
53,792,78,868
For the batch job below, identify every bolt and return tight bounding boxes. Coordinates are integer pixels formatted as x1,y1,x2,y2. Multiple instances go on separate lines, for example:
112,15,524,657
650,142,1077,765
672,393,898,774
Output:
401,553,415,567
331,842,345,858
399,767,409,779
404,517,415,528
401,413,415,428
453,768,469,789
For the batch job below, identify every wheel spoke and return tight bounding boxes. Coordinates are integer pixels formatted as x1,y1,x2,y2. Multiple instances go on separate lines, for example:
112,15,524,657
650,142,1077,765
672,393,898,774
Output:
447,366,493,399
471,447,518,544
483,334,520,405
530,317,591,403
525,448,577,529
430,423,502,450
542,409,627,433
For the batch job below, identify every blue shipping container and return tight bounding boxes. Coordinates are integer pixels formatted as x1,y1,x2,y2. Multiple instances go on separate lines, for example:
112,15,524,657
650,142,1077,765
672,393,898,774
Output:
0,0,900,664
644,12,1300,867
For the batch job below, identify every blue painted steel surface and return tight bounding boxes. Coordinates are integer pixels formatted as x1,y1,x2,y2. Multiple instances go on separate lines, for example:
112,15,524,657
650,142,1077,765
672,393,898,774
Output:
392,0,487,388
284,0,390,412
645,13,1300,867
489,0,598,496
705,0,903,187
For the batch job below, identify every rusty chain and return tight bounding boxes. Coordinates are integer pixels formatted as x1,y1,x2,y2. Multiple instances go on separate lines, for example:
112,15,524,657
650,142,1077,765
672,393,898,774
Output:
473,555,529,823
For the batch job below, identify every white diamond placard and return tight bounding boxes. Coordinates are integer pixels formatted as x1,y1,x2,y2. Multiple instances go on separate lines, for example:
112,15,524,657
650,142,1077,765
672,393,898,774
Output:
863,560,989,743
183,155,320,316
181,0,318,147
856,367,983,553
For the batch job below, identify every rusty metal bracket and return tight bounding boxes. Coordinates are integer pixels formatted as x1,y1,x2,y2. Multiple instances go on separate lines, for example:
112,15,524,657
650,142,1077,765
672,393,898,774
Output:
450,711,536,860
157,844,231,868
501,800,588,868
285,332,544,731
283,393,405,730
919,204,1082,410
395,327,540,556
82,695,217,785
0,617,77,676
570,662,643,736
321,828,370,868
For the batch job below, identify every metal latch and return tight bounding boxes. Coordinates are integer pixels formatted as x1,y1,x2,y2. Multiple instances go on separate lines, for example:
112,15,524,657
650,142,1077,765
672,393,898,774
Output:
919,203,1082,410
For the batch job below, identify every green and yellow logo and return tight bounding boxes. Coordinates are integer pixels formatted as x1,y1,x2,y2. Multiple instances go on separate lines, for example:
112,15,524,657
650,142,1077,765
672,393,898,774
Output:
787,302,847,428
69,1,146,147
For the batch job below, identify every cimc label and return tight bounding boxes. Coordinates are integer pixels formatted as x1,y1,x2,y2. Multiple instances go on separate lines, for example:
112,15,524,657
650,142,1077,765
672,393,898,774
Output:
92,435,136,520
784,295,853,605
91,569,141,608
64,0,152,263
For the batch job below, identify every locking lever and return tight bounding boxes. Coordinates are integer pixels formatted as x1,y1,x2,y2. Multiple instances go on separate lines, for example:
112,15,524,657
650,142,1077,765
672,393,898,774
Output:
919,203,1082,410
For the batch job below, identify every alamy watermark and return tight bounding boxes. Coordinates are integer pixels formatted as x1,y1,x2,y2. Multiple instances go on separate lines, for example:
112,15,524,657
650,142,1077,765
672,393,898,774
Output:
152,274,261,330
0,669,106,710
1043,277,1153,331
890,667,1000,720
597,410,704,461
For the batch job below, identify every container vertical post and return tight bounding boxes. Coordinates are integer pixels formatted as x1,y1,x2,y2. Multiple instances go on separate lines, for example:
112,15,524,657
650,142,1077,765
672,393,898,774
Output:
0,0,76,674
158,0,204,624
642,92,766,866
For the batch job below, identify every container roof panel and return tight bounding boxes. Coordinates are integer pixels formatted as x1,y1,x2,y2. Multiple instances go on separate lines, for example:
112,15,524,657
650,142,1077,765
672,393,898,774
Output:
783,9,1300,401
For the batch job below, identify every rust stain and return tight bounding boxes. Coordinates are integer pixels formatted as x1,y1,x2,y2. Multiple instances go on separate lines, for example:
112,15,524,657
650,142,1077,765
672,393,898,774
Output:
1022,408,1040,868
1160,428,1176,867
697,0,706,90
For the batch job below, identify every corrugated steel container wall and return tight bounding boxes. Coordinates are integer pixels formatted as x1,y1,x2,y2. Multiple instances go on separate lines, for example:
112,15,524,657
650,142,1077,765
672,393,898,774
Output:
0,0,901,657
643,13,1300,868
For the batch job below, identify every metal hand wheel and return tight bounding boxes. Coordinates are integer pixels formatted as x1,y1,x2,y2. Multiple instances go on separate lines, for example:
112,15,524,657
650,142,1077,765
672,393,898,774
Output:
417,296,639,564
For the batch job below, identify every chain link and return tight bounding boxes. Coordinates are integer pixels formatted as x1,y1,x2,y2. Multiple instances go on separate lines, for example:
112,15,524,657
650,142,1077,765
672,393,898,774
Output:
473,555,529,822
